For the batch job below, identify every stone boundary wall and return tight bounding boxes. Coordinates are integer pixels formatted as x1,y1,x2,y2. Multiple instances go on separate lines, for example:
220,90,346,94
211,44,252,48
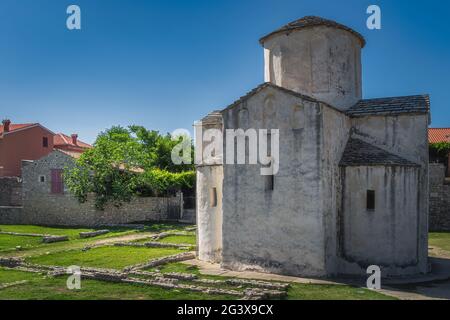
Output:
0,194,181,227
0,150,184,227
429,163,450,231
0,177,22,207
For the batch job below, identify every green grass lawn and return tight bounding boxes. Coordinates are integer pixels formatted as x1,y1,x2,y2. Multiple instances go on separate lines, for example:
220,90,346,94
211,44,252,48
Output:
0,267,37,284
0,266,394,300
0,224,143,257
27,246,187,269
0,225,93,238
0,268,233,300
0,234,44,253
429,232,450,254
141,223,193,233
150,262,200,274
0,223,401,300
286,283,395,300
0,224,137,240
159,235,196,245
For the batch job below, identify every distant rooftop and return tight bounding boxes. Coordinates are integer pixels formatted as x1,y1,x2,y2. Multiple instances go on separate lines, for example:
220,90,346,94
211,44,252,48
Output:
54,133,92,149
429,128,450,143
0,123,37,135
346,95,430,117
259,16,366,47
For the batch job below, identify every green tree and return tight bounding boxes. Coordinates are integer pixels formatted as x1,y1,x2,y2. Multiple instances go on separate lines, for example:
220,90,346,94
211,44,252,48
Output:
130,125,194,172
64,126,195,210
429,142,450,159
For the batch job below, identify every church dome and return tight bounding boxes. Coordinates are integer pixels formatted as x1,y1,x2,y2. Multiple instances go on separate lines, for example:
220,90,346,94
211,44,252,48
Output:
261,16,365,110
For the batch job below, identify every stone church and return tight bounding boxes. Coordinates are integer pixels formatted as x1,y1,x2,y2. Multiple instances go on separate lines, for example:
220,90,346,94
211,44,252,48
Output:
196,16,430,277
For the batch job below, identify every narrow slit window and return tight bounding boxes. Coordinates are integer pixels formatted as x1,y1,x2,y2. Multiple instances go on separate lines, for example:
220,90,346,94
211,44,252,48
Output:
210,187,217,207
265,175,274,191
43,137,48,148
366,190,375,210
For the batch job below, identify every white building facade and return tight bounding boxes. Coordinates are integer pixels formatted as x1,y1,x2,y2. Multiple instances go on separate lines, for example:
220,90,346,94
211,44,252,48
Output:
196,16,430,277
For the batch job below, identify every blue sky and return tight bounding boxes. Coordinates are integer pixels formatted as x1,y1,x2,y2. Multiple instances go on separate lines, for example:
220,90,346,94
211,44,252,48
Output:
0,0,449,143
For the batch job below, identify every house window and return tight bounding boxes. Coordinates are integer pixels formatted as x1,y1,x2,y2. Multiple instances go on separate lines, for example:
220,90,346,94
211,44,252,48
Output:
43,137,48,148
39,175,45,183
366,190,375,210
210,187,217,207
51,169,64,194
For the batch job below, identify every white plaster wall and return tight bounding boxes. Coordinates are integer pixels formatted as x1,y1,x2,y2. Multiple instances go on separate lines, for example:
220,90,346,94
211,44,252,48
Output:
351,115,429,165
220,86,327,276
195,116,225,263
196,165,223,263
320,106,351,275
340,166,422,275
350,114,429,274
263,26,362,110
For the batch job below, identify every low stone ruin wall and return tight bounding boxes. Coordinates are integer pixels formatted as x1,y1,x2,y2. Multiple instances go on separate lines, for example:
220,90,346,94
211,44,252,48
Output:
0,193,182,227
0,177,22,207
429,163,450,231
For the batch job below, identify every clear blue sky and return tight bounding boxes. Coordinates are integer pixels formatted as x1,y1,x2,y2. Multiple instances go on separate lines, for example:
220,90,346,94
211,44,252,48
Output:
0,0,449,143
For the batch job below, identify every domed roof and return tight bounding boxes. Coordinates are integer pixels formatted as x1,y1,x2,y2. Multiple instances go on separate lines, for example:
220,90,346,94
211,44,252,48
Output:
259,16,366,47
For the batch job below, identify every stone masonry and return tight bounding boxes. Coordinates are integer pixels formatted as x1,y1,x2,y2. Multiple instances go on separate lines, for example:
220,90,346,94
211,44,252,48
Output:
0,177,22,207
0,150,182,227
197,16,430,277
429,163,450,231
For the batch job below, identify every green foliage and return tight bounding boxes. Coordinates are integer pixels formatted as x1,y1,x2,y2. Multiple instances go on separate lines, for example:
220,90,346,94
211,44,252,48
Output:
429,142,450,159
64,126,195,209
130,125,194,172
136,169,195,197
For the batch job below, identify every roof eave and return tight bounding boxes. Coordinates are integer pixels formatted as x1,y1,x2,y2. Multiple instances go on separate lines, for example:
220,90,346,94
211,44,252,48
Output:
347,111,429,118
339,163,421,168
259,20,366,48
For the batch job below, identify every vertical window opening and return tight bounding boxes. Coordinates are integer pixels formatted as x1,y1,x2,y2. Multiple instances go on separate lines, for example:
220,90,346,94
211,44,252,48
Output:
366,190,375,210
51,169,64,194
210,187,217,207
265,175,274,191
43,137,48,148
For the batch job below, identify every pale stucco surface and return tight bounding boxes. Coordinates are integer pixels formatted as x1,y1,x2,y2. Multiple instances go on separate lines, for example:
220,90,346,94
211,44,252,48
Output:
263,26,362,110
196,18,429,278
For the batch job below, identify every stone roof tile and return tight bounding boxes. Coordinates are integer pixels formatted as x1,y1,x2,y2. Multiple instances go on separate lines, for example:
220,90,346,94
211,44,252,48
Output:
259,16,366,47
220,82,341,114
339,138,420,167
346,95,430,117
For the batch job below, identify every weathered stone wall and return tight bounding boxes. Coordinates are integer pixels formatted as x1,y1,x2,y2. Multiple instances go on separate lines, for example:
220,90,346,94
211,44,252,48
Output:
347,114,429,275
0,177,22,207
262,26,362,110
220,86,327,277
429,163,450,231
340,165,422,276
195,113,224,263
0,207,23,224
0,150,182,227
320,105,351,275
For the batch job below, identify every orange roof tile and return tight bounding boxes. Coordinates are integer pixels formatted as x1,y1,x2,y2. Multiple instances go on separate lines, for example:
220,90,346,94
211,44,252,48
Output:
56,149,84,159
429,128,450,143
53,133,92,149
0,123,37,135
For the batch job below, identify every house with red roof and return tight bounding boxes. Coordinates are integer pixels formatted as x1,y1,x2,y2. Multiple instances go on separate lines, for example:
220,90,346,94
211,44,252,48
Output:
0,119,91,177
429,128,450,144
429,128,450,177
